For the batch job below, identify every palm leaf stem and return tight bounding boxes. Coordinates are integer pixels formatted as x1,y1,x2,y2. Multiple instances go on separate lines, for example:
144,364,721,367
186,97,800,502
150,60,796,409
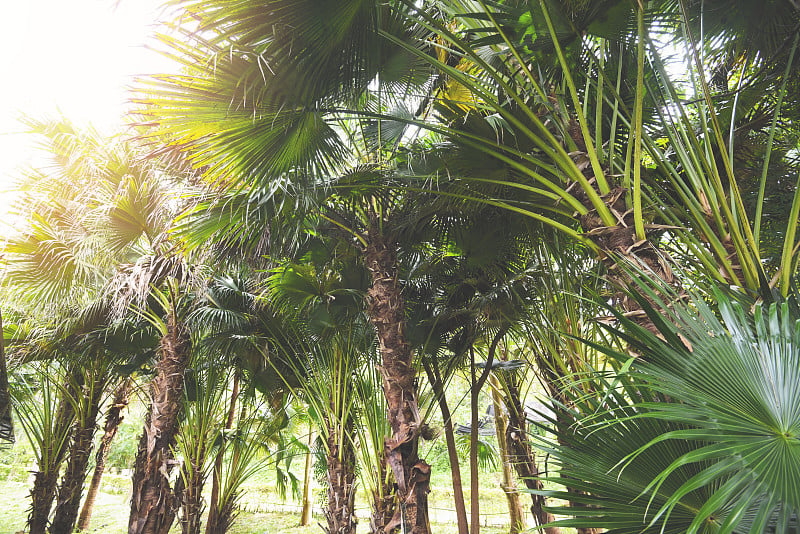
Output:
755,32,800,246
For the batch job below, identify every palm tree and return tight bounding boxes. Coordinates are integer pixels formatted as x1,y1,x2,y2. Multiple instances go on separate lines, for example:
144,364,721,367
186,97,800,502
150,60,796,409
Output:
137,3,447,528
127,273,194,534
13,362,80,534
264,259,372,534
49,355,110,534
0,118,168,534
189,272,312,533
355,0,799,326
174,361,229,534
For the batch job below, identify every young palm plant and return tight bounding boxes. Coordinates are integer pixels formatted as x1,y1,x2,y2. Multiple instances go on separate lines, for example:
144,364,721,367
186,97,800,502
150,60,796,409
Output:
537,282,800,532
12,362,79,534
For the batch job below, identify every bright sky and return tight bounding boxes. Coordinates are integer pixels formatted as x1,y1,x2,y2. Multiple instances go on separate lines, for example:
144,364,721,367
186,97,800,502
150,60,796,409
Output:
0,0,175,227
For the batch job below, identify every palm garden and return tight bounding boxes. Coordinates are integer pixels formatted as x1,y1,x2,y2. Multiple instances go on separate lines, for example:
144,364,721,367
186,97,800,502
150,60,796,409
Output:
1,0,799,533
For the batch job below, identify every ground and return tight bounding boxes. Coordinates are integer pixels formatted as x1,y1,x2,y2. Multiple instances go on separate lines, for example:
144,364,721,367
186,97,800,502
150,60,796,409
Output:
0,479,507,534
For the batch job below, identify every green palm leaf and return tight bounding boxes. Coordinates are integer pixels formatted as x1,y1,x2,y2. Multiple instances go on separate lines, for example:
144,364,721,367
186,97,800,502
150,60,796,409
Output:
538,286,800,532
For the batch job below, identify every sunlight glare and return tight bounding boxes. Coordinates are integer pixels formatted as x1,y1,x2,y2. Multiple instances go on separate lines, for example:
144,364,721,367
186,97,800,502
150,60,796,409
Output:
0,0,174,224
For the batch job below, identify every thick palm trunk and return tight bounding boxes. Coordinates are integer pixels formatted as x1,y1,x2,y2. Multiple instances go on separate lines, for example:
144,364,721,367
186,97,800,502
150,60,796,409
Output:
300,427,314,526
323,415,357,534
364,223,430,534
28,375,78,534
29,471,61,534
50,372,106,533
128,312,191,534
568,135,680,334
77,378,132,531
423,360,468,534
490,374,524,534
206,371,239,534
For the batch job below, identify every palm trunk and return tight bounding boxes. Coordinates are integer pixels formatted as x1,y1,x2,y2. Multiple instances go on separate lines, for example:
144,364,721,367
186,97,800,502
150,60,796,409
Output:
323,415,358,534
469,331,506,534
77,378,132,531
489,374,524,534
0,309,13,444
128,311,191,534
300,427,314,526
179,447,206,534
50,372,106,533
207,396,249,534
364,223,430,534
206,370,239,534
503,377,560,534
28,373,78,534
469,347,481,534
567,132,681,334
29,470,61,534
369,446,395,534
423,360,468,534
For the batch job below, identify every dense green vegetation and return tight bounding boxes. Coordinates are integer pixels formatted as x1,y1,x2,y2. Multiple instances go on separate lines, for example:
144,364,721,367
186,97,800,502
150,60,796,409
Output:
1,1,799,534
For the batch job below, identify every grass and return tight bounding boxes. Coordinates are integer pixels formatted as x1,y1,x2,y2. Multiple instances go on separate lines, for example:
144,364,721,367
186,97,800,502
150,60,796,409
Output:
0,478,508,534
0,376,538,533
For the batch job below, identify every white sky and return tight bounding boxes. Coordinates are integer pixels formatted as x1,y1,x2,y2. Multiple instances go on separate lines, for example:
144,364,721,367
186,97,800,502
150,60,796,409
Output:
0,0,175,227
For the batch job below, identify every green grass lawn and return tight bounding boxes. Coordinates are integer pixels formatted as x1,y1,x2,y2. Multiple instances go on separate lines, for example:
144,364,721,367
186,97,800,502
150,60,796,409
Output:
0,479,508,534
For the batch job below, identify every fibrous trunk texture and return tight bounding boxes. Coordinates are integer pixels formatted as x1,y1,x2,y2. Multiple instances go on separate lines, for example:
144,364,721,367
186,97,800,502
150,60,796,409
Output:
128,312,191,534
490,374,525,534
50,372,105,533
205,371,239,534
77,378,132,531
423,361,468,534
323,415,357,534
368,452,396,534
28,375,78,534
0,309,13,443
364,223,430,534
568,129,681,334
179,446,206,534
503,379,559,534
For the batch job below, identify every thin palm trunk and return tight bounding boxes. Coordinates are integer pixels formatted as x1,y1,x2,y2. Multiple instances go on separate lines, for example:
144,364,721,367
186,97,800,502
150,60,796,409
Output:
363,223,430,534
128,311,191,534
0,309,13,443
503,376,559,534
50,371,106,533
423,360,468,534
77,378,132,531
206,370,239,534
28,373,78,534
208,394,250,533
469,331,506,534
469,347,481,534
179,445,206,534
490,374,524,534
323,414,357,534
300,427,314,526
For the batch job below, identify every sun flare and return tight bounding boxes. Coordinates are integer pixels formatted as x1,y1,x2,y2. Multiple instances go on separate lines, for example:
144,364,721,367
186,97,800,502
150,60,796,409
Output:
0,0,172,223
